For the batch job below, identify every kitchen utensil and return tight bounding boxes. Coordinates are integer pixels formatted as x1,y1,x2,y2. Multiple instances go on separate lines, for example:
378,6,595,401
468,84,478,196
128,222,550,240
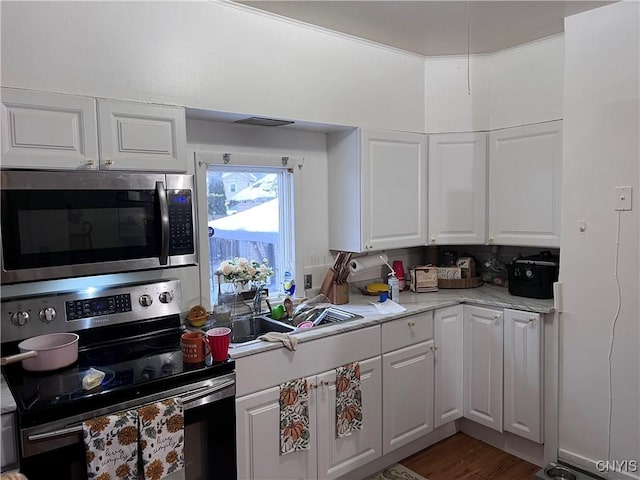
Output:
265,298,274,316
297,321,314,329
0,333,79,372
206,327,231,362
283,297,294,318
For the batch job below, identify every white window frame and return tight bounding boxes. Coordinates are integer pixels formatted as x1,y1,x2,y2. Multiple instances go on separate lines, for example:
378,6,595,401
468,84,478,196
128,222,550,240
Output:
194,151,304,308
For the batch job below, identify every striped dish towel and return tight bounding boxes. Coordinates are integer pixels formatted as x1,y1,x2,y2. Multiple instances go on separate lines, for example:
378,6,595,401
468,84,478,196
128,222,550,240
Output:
83,410,139,480
279,378,310,455
138,399,185,480
335,362,363,438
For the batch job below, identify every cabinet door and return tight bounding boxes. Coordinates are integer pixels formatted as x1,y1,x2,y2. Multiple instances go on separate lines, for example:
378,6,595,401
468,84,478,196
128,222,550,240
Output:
463,305,503,432
1,88,99,170
504,309,543,443
1,412,17,471
434,305,464,428
316,356,382,479
236,379,317,480
361,129,427,251
97,99,187,172
428,132,487,245
382,341,434,454
488,121,562,247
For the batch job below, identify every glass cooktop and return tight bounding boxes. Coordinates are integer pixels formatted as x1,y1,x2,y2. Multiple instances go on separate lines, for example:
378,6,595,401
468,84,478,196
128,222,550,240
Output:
2,326,234,427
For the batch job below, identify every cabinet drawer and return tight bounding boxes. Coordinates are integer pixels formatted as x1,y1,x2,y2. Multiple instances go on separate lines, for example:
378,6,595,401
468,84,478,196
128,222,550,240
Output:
382,311,433,353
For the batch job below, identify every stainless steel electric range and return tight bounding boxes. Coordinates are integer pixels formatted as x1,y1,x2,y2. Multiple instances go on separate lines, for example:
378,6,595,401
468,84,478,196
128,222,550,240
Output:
1,279,236,480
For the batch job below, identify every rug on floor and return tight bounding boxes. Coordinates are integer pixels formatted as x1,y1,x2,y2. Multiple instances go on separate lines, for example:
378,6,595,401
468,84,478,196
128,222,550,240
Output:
364,463,428,480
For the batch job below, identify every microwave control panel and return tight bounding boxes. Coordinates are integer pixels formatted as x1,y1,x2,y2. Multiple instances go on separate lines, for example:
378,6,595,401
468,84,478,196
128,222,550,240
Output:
168,190,194,255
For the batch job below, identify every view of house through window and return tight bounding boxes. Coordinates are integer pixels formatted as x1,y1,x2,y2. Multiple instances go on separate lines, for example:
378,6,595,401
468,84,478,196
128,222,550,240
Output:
206,166,292,304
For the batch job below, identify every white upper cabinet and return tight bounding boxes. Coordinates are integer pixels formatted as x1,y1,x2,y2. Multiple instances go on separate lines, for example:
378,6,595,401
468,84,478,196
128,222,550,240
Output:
1,88,99,170
328,128,427,253
488,121,562,247
1,88,187,172
428,132,487,245
97,99,187,172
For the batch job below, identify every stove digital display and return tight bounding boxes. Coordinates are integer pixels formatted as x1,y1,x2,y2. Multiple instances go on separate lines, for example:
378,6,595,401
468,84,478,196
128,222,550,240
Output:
66,293,132,320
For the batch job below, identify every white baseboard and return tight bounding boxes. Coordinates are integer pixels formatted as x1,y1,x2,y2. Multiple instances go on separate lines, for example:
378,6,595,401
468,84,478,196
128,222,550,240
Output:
559,449,640,480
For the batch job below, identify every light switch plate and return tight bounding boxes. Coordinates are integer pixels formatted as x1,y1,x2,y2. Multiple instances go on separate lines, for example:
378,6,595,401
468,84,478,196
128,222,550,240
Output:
614,186,632,211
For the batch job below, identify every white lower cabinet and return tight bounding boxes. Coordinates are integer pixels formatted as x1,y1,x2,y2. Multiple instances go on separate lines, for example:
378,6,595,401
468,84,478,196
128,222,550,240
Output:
382,341,434,454
316,357,382,479
463,305,544,442
236,356,382,480
503,309,543,443
433,305,464,428
463,305,504,432
380,311,434,455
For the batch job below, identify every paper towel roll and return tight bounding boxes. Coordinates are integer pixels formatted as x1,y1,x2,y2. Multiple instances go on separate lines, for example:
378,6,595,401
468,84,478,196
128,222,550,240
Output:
349,253,389,274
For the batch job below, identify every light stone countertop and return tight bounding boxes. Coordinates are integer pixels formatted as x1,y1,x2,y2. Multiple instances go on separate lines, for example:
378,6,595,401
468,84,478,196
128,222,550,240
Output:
229,283,554,359
0,284,553,415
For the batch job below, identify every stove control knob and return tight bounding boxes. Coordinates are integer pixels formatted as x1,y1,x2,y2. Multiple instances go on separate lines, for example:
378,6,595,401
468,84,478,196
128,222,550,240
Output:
158,291,173,304
139,294,153,307
11,311,30,327
39,307,57,323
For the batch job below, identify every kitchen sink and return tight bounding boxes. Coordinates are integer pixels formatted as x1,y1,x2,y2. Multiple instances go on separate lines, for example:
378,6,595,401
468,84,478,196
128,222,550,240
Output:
230,315,295,345
229,307,363,347
258,306,363,329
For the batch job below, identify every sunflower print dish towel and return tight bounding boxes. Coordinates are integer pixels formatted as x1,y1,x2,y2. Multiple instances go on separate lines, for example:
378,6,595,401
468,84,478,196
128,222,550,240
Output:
335,362,363,438
83,410,139,480
279,378,310,455
138,399,185,480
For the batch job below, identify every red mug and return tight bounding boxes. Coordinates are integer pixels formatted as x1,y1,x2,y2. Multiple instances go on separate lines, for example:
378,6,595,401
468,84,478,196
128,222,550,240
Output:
181,332,210,363
206,327,231,362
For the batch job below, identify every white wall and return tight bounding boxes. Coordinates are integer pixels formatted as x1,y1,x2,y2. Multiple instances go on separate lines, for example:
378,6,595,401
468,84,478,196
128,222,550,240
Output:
560,2,639,478
424,55,492,133
425,35,564,133
0,1,425,133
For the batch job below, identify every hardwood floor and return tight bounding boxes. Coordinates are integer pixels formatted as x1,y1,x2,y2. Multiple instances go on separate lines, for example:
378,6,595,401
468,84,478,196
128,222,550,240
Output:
401,433,540,480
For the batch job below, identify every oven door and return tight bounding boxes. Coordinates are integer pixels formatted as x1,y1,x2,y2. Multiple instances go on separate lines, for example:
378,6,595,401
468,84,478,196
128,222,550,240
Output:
18,374,236,480
0,171,196,283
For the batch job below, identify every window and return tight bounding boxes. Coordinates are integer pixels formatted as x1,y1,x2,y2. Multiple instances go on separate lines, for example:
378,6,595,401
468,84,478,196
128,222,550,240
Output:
204,161,296,305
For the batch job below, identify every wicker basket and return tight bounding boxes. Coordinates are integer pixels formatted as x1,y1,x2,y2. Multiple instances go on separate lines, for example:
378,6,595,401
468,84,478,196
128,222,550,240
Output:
438,277,483,289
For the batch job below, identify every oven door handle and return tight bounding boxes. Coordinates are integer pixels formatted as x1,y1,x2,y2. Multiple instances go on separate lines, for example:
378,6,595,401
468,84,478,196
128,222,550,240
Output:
156,180,170,266
27,379,236,442
180,378,235,407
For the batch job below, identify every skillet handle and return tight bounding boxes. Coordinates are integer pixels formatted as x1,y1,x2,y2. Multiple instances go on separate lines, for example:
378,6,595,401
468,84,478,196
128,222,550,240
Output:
0,350,38,366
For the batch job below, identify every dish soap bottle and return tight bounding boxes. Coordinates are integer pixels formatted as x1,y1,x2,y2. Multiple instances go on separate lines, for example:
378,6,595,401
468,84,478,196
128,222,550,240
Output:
388,274,399,301
283,271,296,296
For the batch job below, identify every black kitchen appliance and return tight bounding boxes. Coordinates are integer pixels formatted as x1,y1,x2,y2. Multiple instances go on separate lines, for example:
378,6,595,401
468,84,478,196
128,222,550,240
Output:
1,279,235,480
508,251,559,299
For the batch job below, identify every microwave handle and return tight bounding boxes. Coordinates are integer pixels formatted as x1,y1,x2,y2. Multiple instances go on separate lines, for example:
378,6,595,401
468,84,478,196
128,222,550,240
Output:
156,181,170,265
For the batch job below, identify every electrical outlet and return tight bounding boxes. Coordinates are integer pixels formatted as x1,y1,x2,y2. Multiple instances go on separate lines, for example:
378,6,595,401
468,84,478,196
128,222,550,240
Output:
304,274,312,289
614,186,632,211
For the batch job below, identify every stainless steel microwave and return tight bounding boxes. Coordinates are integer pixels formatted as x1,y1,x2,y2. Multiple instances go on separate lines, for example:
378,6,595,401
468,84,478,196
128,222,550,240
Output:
1,171,197,284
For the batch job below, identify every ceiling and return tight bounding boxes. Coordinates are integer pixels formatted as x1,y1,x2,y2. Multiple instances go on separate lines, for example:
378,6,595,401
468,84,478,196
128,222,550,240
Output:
235,1,614,56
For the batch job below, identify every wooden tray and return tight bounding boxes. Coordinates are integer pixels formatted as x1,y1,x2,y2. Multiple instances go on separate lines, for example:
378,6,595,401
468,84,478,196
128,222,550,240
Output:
438,277,483,289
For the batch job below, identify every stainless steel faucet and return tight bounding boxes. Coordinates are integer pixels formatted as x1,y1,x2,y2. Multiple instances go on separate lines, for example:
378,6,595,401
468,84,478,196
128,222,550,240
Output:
252,288,265,314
